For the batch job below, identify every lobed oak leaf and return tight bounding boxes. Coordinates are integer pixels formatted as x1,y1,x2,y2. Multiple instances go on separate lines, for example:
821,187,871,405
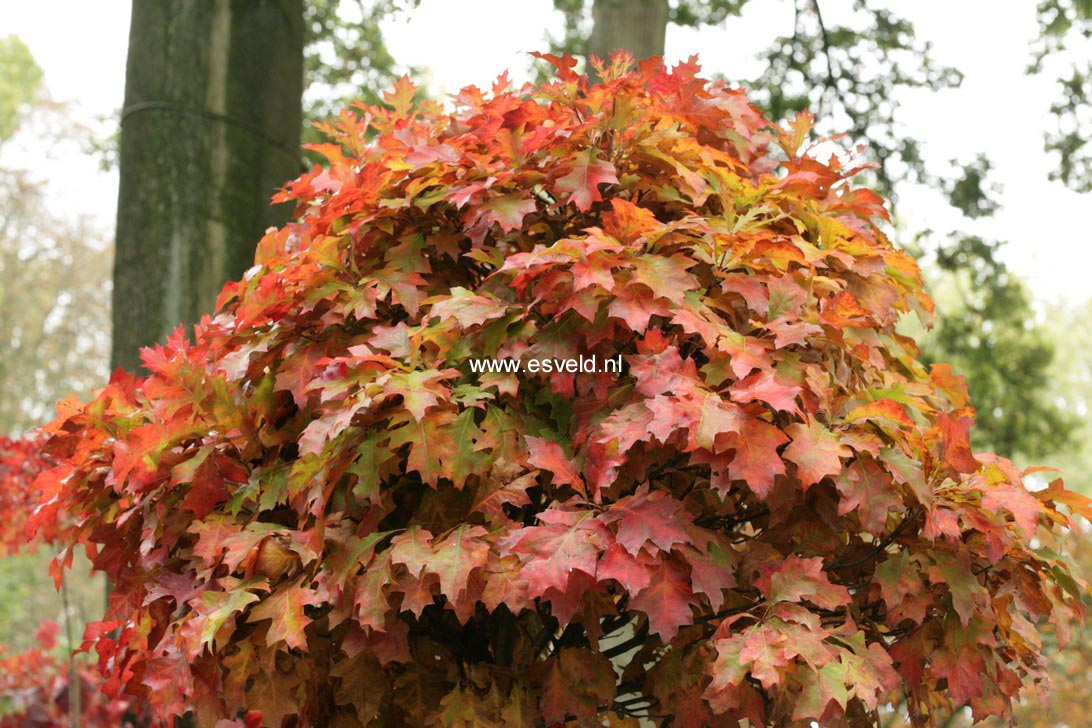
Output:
525,435,583,489
385,369,453,422
835,457,902,534
844,398,914,428
929,645,986,708
758,556,850,610
629,558,698,641
571,250,620,293
425,524,490,602
596,543,654,593
298,403,362,456
927,552,986,628
730,368,802,413
978,480,1043,540
555,148,618,211
247,672,303,728
195,581,264,650
783,419,851,490
600,486,691,555
628,340,700,398
607,282,671,332
678,390,747,453
873,552,930,624
390,526,435,578
603,198,661,242
792,660,850,722
388,410,460,487
929,363,970,409
540,648,616,725
596,401,656,452
739,624,794,690
721,416,790,498
382,75,418,116
394,571,440,617
540,567,600,625
501,509,609,597
630,254,699,305
935,412,982,475
480,193,538,233
1035,477,1092,521
776,109,815,159
247,580,323,651
428,287,509,329
681,538,737,612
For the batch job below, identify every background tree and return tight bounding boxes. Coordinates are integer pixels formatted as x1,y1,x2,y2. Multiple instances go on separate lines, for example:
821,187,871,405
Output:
302,0,418,123
586,0,669,64
1032,0,1092,192
0,172,111,433
111,0,306,371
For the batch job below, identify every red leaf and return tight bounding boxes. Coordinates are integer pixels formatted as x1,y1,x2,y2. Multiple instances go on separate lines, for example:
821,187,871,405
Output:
783,419,850,490
629,558,697,641
525,436,583,488
248,581,321,651
501,509,609,596
481,193,537,232
555,148,618,211
730,368,802,413
757,556,851,610
599,486,690,555
596,543,654,593
722,416,790,498
936,412,982,474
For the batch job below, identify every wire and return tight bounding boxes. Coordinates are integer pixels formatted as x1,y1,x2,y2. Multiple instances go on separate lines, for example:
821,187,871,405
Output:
120,100,304,166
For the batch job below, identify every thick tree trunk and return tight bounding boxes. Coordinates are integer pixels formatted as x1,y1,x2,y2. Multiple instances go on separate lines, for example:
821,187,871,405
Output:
112,0,304,371
587,0,669,63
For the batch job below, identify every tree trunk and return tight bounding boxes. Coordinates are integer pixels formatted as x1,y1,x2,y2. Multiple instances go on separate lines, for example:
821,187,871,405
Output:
587,0,669,64
112,0,304,371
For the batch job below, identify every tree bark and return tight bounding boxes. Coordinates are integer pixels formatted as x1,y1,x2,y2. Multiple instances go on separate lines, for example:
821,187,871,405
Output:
587,0,670,64
112,0,304,371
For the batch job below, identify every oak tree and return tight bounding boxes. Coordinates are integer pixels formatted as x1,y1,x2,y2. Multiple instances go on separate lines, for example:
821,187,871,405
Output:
34,56,1088,727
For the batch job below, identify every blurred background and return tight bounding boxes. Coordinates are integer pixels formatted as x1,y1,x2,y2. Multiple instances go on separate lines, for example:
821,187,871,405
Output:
0,1,1089,724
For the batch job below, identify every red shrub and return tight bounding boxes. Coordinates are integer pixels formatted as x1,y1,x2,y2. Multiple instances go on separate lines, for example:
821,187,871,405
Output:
31,54,1089,726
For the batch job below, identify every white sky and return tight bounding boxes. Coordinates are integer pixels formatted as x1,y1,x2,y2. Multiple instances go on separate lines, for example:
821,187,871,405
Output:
2,0,1090,303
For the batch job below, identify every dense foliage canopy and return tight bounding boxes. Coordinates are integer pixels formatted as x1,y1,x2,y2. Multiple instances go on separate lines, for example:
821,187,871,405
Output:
32,55,1088,727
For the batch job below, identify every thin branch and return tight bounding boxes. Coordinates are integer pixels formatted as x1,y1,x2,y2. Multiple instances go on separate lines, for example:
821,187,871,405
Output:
811,0,838,91
824,506,923,573
60,572,82,728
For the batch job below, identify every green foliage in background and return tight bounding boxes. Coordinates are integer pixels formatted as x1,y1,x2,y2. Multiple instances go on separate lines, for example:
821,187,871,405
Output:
0,35,42,144
1032,0,1092,192
915,237,1075,461
1042,298,1092,492
0,548,103,655
303,0,420,125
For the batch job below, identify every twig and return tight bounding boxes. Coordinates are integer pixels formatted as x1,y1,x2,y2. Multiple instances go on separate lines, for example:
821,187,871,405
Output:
810,0,838,91
60,572,82,728
824,506,923,573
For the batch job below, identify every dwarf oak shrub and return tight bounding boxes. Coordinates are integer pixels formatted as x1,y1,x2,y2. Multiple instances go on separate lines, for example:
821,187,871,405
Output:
32,53,1089,727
